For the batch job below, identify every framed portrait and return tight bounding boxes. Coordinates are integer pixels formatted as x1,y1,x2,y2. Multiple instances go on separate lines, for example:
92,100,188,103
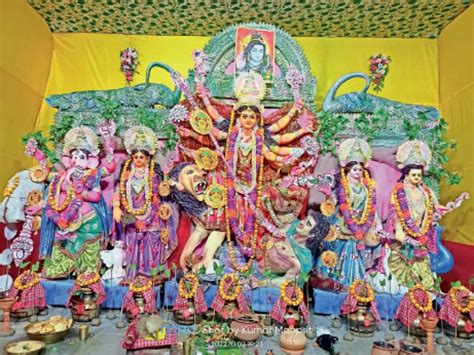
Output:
235,27,275,81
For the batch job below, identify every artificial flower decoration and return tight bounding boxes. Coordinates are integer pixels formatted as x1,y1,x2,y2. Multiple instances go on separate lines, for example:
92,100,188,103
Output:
120,47,139,84
369,54,391,92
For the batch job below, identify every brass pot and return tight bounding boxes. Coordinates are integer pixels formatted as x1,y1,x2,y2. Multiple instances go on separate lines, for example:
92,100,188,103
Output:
24,323,72,345
4,340,45,355
70,287,100,322
348,303,375,337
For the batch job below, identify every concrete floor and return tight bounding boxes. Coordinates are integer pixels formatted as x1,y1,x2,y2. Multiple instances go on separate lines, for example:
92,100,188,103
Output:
1,307,473,354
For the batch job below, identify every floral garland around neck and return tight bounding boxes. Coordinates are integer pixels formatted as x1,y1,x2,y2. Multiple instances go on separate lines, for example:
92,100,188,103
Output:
280,280,304,307
224,111,264,273
338,168,376,240
47,174,75,212
178,273,199,299
408,284,433,313
393,182,434,239
218,273,241,302
369,54,391,92
349,280,375,304
449,285,474,314
119,159,155,217
120,47,139,84
14,271,39,291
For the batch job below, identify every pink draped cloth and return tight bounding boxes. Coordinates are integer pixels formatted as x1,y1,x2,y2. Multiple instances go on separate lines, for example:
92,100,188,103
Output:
11,283,46,311
66,273,107,307
173,286,208,314
340,283,381,322
212,278,249,318
439,288,474,329
395,289,437,327
123,288,156,318
270,285,309,325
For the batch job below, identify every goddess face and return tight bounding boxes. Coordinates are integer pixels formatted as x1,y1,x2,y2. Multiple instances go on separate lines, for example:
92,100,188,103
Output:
237,109,258,130
407,168,423,186
71,149,90,169
132,151,149,168
249,43,265,63
348,163,363,180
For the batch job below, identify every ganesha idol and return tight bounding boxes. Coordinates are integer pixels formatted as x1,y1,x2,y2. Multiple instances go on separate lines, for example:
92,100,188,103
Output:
171,67,316,274
34,124,116,279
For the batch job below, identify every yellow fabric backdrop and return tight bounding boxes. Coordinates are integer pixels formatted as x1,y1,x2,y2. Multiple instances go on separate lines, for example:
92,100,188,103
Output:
0,0,53,190
439,6,474,246
35,34,439,131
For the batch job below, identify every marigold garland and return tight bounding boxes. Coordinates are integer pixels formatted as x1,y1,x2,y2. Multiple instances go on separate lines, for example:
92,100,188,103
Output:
76,271,100,287
4,176,19,198
14,271,39,291
119,159,155,216
178,273,199,299
349,280,375,304
340,169,375,226
408,284,433,313
449,285,474,314
218,273,241,302
393,182,434,239
47,174,74,212
224,110,264,273
129,276,153,293
280,280,304,307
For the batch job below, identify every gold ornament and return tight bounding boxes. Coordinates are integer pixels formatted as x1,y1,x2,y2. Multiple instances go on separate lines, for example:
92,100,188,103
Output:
320,250,338,268
320,198,335,217
4,176,20,198
158,203,172,220
29,166,48,183
27,190,43,207
204,183,226,209
160,228,169,245
195,147,218,171
189,109,213,135
158,181,171,197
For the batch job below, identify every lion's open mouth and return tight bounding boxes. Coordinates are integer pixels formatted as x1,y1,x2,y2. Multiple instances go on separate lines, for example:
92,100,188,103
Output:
193,180,207,195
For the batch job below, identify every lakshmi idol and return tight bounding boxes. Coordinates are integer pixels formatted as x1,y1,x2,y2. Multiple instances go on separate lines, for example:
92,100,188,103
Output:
317,138,383,287
386,140,467,290
113,126,177,280
39,125,115,278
